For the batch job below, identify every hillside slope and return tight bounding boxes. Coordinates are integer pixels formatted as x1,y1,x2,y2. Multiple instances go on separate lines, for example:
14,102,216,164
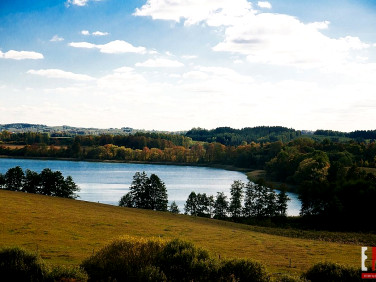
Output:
0,190,362,275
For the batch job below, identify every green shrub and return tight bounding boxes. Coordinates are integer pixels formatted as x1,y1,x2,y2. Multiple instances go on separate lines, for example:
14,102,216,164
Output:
156,239,215,282
0,247,48,282
81,236,166,281
47,265,88,282
302,262,361,282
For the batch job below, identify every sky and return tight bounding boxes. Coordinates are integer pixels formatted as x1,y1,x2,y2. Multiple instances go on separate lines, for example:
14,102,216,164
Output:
0,0,376,132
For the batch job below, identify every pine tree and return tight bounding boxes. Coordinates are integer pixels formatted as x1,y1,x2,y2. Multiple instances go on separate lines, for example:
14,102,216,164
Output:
150,173,168,211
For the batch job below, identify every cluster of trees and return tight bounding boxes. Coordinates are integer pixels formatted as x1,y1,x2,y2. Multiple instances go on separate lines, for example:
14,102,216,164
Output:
266,138,376,185
315,129,376,140
298,165,376,229
0,131,192,149
185,126,301,145
184,180,289,220
119,172,168,211
0,166,79,199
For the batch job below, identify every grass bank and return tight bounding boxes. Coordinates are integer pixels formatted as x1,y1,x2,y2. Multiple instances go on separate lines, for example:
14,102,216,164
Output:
0,190,368,276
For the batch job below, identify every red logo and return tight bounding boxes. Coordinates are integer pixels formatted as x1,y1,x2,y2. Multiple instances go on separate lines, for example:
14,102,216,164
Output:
362,247,376,279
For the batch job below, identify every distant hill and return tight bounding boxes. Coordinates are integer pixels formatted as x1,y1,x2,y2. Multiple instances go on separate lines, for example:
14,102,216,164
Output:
185,126,301,145
0,123,134,136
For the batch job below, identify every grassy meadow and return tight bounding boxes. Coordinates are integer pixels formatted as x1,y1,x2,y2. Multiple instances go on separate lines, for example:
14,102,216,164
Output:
0,190,369,276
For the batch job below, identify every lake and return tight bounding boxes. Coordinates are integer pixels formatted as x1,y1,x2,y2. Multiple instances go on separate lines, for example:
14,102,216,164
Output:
0,158,301,216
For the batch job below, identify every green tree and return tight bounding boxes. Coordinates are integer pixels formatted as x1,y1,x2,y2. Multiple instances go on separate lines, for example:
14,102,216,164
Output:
23,169,41,194
149,174,168,211
119,172,168,211
229,180,244,219
58,175,80,199
129,171,149,209
169,201,180,214
196,193,210,217
213,192,228,219
265,188,277,217
243,182,257,217
0,173,5,189
5,166,24,191
276,186,290,217
184,192,198,216
119,193,134,207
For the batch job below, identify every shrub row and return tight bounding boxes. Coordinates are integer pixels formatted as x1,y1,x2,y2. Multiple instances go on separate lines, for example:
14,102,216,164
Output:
81,236,270,282
0,239,362,282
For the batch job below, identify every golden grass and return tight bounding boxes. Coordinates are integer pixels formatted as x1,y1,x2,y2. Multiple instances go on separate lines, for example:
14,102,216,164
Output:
0,190,363,276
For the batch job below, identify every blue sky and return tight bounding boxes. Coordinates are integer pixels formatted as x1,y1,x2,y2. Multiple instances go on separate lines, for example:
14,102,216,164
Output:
1,0,375,131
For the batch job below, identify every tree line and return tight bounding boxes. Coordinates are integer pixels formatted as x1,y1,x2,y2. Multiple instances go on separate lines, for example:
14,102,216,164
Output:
118,173,289,223
184,180,289,220
0,166,79,199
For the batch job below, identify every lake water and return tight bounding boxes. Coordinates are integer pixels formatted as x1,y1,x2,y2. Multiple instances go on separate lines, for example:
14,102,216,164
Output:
0,158,301,216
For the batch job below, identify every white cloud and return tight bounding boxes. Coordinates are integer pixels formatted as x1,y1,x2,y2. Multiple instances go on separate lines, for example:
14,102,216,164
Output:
69,40,146,54
134,0,372,71
135,58,184,67
50,35,64,42
212,13,370,69
27,69,94,81
0,50,44,60
134,0,252,26
69,42,96,49
92,31,109,36
81,30,109,36
257,1,271,9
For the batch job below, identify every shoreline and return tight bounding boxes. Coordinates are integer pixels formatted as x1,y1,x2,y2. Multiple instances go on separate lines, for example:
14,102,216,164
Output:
0,154,250,172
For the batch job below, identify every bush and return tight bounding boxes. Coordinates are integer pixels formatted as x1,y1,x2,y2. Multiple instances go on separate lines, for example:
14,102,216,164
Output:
302,262,361,282
0,247,48,282
81,236,166,281
156,239,215,282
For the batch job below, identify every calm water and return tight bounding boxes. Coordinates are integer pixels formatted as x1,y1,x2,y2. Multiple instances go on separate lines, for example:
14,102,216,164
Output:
0,158,301,216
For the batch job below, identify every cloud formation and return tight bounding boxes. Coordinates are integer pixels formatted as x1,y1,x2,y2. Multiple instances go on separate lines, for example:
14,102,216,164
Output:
27,69,94,81
135,0,371,70
134,0,252,26
81,30,109,36
69,40,146,54
0,50,44,60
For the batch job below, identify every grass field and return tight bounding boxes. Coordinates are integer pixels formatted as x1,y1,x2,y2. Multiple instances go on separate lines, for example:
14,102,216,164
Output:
0,190,366,276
